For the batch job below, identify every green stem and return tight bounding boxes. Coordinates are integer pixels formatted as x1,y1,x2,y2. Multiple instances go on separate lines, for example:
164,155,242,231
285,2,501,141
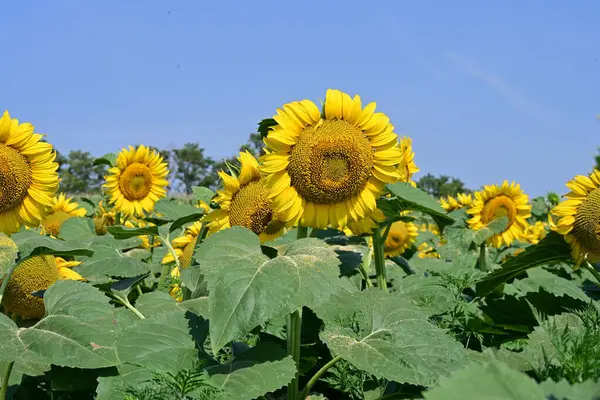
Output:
115,212,121,226
136,285,143,296
358,243,374,288
0,261,21,308
157,235,180,289
583,261,600,286
112,293,145,319
478,243,488,272
287,309,302,400
299,356,342,399
297,226,309,239
372,229,387,291
0,361,14,400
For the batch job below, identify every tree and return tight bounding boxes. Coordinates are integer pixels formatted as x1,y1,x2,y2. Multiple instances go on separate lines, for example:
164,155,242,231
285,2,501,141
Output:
172,143,216,193
59,150,105,194
416,173,472,198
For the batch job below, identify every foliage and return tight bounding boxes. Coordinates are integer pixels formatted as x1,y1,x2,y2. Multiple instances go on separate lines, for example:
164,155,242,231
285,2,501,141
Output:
416,173,472,198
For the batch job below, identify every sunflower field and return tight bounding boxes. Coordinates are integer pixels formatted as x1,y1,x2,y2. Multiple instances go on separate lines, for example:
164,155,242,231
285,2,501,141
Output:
1,90,600,400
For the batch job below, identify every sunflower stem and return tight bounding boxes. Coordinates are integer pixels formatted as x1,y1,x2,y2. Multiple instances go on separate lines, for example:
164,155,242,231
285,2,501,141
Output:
0,361,14,400
373,228,388,291
299,355,342,399
478,243,488,272
157,235,180,290
286,308,302,400
583,261,600,286
297,226,309,239
111,293,145,319
358,242,374,288
115,212,121,226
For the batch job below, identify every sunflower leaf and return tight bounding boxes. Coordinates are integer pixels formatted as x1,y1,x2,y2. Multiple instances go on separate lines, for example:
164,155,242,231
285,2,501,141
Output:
423,360,545,400
475,231,572,296
314,288,469,386
198,226,341,353
381,183,454,232
206,342,296,400
58,217,97,241
257,118,278,139
75,243,151,279
16,280,120,368
0,313,25,362
540,378,600,400
154,199,204,221
169,212,204,234
93,153,117,167
472,216,509,246
107,225,159,239
192,186,215,205
12,229,94,259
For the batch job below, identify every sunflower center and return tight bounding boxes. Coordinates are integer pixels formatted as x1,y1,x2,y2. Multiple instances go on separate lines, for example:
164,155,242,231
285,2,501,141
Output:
0,143,33,213
481,195,516,229
384,222,408,252
288,120,373,204
229,180,274,235
43,210,71,236
118,162,153,201
573,188,600,254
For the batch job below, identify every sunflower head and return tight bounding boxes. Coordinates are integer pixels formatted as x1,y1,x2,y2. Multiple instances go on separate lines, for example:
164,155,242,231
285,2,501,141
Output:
382,215,419,258
205,151,286,242
103,145,169,217
162,221,203,270
397,136,419,187
440,193,473,212
0,111,60,234
467,181,531,248
523,221,547,245
417,242,440,259
197,200,211,214
41,194,87,236
1,255,84,319
549,170,600,267
259,89,403,234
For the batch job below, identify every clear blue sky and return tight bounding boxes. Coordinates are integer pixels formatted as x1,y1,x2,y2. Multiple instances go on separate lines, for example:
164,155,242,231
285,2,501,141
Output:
3,0,598,197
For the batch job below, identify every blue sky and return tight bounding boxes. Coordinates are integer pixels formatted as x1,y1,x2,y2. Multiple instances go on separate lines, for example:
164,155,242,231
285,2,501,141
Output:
3,0,598,197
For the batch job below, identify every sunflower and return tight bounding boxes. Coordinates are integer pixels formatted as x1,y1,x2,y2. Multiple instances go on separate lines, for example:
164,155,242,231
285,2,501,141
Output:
205,151,286,242
103,145,169,217
197,200,211,213
440,193,474,212
397,136,419,187
417,242,440,259
259,89,403,234
0,111,60,234
93,200,115,235
41,194,87,236
124,217,161,249
523,221,547,245
549,170,600,267
467,181,531,248
382,216,419,257
1,256,84,319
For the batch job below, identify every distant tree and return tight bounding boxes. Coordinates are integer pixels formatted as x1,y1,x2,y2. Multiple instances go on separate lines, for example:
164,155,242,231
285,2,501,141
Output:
595,147,600,171
416,173,472,198
60,150,105,194
55,150,68,173
240,132,264,158
172,143,216,193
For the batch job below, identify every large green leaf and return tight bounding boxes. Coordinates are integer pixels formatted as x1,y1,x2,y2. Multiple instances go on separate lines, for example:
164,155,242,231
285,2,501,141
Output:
154,199,203,221
315,288,468,386
75,243,151,279
12,229,93,258
381,182,454,231
58,217,97,241
135,291,209,319
540,378,600,400
476,231,572,296
0,233,18,275
93,153,117,167
472,216,509,246
0,313,24,361
388,274,456,316
192,186,215,204
423,360,545,400
510,268,590,303
206,343,296,400
106,225,159,239
199,227,341,353
17,280,119,368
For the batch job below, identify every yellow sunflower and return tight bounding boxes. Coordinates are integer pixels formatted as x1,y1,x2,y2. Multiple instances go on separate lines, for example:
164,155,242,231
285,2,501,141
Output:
417,242,440,259
467,181,531,248
0,111,60,234
103,145,169,217
397,136,419,187
523,221,547,245
197,200,211,213
259,89,403,234
440,193,474,212
205,151,286,242
549,170,600,267
124,217,161,249
1,256,84,319
41,194,87,236
382,216,419,257
93,200,115,235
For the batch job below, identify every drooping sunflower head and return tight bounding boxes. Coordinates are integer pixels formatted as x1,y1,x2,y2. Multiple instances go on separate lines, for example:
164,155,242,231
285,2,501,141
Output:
523,221,547,245
382,214,419,258
1,255,84,319
204,151,286,242
397,136,419,187
440,193,473,212
41,193,87,236
0,111,60,234
103,145,169,217
549,170,600,267
197,200,211,214
467,181,531,248
162,221,204,271
259,89,403,234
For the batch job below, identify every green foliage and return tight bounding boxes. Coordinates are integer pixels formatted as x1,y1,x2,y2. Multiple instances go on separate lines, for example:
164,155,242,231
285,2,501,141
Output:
172,143,216,193
60,150,107,193
416,173,472,198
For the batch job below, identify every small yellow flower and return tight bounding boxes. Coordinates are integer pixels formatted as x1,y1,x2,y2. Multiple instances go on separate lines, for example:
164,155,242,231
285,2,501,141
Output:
440,193,473,212
41,194,87,236
382,216,419,258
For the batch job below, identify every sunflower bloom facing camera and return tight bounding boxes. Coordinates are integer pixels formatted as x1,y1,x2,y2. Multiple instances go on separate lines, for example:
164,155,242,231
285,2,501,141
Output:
549,170,600,267
382,215,419,257
0,111,60,234
1,256,84,319
204,151,286,242
103,145,169,217
467,181,531,248
259,89,402,234
41,194,87,236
